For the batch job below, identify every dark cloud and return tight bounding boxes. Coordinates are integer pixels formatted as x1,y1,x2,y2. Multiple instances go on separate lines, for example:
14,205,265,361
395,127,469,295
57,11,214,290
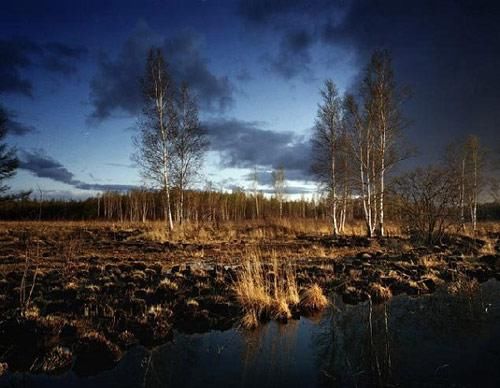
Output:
19,149,133,192
0,107,37,136
321,0,500,154
41,42,87,74
88,35,147,120
20,149,74,183
238,0,340,79
89,27,234,121
267,29,314,79
5,117,36,136
0,38,87,96
204,118,312,181
164,32,233,111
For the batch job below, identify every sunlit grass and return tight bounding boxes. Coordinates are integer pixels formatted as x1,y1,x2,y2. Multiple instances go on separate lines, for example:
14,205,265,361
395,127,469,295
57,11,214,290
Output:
233,250,327,328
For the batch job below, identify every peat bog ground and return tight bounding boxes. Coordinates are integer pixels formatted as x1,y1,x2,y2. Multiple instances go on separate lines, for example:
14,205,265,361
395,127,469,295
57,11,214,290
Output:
0,220,498,379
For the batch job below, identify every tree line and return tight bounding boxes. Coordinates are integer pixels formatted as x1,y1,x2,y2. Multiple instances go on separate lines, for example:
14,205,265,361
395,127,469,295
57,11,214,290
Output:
0,189,330,222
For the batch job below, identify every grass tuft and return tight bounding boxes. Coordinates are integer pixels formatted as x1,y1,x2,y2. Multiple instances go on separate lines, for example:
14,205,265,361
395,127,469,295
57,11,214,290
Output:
299,284,328,313
233,251,301,328
368,282,393,303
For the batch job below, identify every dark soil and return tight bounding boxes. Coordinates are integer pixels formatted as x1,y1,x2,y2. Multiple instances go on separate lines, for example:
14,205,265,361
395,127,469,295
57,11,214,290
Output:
0,223,498,377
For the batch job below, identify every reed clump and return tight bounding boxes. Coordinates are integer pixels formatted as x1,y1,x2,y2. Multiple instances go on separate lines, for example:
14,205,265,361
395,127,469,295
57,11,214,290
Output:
234,251,326,329
299,284,329,312
367,282,393,304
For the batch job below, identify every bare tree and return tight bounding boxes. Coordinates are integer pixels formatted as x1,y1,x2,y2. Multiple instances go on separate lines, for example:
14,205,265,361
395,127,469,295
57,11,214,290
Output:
444,134,485,234
133,48,176,230
272,166,286,218
365,50,408,237
345,93,377,237
250,167,260,218
0,106,19,198
444,140,468,230
464,135,483,234
312,80,345,236
337,132,352,233
345,50,408,237
393,166,459,244
172,82,208,225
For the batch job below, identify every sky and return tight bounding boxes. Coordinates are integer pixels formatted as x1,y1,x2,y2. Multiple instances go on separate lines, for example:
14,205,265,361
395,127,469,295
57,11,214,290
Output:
1,0,499,199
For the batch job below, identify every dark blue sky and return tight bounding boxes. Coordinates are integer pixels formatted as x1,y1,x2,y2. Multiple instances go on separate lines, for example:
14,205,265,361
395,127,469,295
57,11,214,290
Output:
1,0,499,198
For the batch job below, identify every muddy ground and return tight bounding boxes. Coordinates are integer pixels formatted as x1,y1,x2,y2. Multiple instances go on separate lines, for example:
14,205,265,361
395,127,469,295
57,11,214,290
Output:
0,222,499,377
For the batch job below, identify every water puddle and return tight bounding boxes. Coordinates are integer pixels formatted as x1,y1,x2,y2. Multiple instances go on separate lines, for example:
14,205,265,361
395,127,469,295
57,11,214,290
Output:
3,280,499,387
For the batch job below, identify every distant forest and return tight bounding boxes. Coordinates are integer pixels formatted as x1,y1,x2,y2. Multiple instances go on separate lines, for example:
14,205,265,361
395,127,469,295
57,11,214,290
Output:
0,189,499,224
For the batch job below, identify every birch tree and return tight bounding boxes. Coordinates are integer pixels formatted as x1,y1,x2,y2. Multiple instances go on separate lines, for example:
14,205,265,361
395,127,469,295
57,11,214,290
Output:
311,80,344,236
172,82,208,225
345,50,408,237
465,135,483,234
272,166,286,218
365,50,407,237
444,135,485,234
337,132,352,233
250,167,260,218
134,48,176,230
345,94,377,237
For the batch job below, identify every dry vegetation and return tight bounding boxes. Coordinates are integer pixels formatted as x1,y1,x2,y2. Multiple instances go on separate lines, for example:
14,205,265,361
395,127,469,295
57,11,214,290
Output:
0,219,498,377
232,250,324,328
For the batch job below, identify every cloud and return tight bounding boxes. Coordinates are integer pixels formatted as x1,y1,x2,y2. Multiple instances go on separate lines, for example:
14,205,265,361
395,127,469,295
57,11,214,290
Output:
0,38,87,96
89,27,234,121
105,162,136,169
320,0,500,153
5,118,36,136
204,118,312,180
267,29,314,79
164,32,234,111
238,0,341,79
0,107,37,136
19,149,134,192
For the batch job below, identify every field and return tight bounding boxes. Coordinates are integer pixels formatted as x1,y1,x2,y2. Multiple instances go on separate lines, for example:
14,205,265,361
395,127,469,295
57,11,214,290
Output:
0,219,499,377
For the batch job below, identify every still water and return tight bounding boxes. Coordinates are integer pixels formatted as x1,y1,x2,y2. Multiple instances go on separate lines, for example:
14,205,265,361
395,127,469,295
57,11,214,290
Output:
3,280,499,387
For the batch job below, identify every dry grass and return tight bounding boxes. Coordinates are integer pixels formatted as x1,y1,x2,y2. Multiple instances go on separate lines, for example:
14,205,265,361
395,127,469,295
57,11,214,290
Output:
299,284,329,312
479,238,498,256
367,283,393,303
447,275,479,296
421,272,445,287
158,278,178,291
233,250,301,328
460,222,499,239
240,309,259,329
418,255,446,269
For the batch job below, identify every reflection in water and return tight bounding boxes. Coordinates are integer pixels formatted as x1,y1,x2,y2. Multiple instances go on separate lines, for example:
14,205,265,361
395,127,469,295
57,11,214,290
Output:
317,298,395,387
144,317,314,388
144,280,499,388
2,280,499,387
317,280,500,387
